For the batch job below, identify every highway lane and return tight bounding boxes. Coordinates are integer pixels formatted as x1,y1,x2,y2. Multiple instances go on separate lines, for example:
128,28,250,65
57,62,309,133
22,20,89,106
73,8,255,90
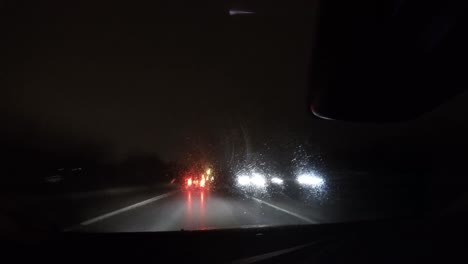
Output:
4,175,417,233
78,190,313,232
62,172,419,232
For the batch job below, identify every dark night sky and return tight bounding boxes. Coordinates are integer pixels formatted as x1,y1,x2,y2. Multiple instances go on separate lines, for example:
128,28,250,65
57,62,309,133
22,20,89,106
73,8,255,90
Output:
1,1,321,162
2,0,468,170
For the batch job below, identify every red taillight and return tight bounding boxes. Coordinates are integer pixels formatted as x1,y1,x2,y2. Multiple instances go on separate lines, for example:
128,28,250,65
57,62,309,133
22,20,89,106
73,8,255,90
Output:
200,178,205,187
187,178,192,186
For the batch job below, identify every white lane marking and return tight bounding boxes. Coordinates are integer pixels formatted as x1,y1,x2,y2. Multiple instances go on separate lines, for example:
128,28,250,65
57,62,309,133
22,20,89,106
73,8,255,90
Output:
232,242,315,264
79,190,177,226
249,197,317,224
198,224,270,231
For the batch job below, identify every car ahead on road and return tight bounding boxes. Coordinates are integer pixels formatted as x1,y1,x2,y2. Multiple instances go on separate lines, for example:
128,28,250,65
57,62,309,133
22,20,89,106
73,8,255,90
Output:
184,176,208,190
181,167,215,190
184,175,211,190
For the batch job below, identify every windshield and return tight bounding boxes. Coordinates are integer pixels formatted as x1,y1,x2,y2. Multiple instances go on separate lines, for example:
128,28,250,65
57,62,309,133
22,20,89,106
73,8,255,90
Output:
0,0,460,234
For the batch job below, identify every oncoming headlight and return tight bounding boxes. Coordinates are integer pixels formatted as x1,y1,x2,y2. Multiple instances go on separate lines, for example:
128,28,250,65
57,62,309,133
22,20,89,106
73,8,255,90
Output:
250,173,266,187
271,177,283,185
236,173,267,188
297,173,325,187
237,175,250,186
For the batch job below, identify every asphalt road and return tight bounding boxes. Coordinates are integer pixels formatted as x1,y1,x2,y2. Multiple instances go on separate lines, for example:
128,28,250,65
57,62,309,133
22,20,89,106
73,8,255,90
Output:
63,172,418,232
77,189,317,232
2,172,417,233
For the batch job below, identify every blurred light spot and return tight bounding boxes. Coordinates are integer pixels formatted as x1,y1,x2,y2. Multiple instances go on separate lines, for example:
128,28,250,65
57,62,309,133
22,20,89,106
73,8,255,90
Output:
251,173,266,187
200,177,206,187
297,173,325,187
271,177,283,185
237,175,250,186
229,9,255,16
45,175,62,183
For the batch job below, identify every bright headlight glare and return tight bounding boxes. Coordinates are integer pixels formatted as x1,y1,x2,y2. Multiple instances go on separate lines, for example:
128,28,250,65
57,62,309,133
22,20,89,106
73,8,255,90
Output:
237,175,250,186
271,177,283,185
297,174,324,187
250,173,266,187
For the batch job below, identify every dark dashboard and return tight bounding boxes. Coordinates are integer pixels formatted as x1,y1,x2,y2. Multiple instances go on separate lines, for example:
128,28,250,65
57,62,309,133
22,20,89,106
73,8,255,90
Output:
3,219,437,264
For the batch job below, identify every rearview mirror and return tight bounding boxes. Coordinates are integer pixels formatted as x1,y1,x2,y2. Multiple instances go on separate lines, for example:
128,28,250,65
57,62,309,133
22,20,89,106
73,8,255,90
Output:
309,0,468,122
